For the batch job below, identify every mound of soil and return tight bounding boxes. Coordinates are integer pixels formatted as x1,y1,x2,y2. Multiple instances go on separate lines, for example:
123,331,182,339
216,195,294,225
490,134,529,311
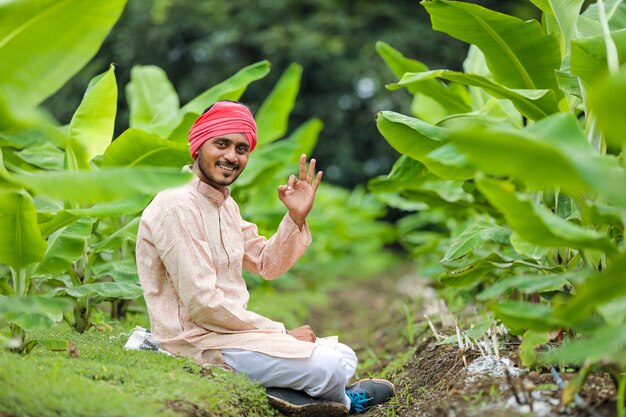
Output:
383,337,616,417
310,268,619,417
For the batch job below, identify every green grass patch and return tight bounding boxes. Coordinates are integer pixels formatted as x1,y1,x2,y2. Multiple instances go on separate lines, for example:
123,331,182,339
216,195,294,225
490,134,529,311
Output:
0,323,276,417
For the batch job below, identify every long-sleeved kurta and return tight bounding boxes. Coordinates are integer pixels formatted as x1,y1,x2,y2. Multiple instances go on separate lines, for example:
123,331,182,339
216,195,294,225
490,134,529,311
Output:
136,175,321,365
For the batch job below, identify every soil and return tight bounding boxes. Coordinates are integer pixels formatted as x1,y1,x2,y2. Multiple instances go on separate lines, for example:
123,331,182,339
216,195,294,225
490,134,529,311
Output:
165,400,218,417
309,266,620,417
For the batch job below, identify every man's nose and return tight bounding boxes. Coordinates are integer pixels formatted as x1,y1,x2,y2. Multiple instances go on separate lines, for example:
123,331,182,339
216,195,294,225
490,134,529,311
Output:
223,146,237,161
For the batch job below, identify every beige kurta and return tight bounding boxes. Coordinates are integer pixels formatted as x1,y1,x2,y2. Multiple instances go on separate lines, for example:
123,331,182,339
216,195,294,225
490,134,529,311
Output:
136,175,321,365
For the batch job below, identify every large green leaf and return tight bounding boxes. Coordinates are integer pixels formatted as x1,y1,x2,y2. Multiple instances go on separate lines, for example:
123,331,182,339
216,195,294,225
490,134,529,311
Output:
255,63,302,146
181,61,270,115
578,0,626,37
51,282,143,300
423,0,561,91
598,296,626,326
376,111,444,158
38,196,151,238
0,123,66,150
520,329,551,366
15,143,64,170
368,155,429,193
376,111,475,180
66,65,118,167
571,28,626,83
416,179,474,204
439,253,555,287
91,259,138,284
126,65,180,130
101,128,190,167
448,113,626,208
66,195,152,217
12,167,192,204
540,323,626,366
477,273,573,301
394,70,559,120
489,300,565,335
91,218,139,252
0,295,72,330
400,185,476,213
33,218,94,278
530,0,584,47
0,0,127,108
148,61,270,138
376,41,471,115
556,256,626,323
463,45,493,110
443,218,511,262
475,177,617,254
0,190,46,269
590,67,626,147
422,145,475,181
376,41,429,80
38,211,78,239
284,118,323,161
165,112,201,143
509,232,550,259
436,97,522,129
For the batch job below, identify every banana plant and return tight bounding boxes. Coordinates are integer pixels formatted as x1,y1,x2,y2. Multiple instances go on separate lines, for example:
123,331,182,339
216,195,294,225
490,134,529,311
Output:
0,0,194,347
0,0,127,348
372,0,626,411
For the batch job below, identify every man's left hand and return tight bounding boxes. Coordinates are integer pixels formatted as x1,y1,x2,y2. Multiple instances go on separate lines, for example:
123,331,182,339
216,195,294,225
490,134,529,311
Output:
278,154,323,230
287,325,317,342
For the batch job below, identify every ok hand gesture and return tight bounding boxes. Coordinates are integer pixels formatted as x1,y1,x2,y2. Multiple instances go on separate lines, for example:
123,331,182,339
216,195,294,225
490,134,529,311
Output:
277,154,323,230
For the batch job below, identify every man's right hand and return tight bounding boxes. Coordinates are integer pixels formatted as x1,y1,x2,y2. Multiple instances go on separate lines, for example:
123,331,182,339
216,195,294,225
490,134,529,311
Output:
287,325,317,342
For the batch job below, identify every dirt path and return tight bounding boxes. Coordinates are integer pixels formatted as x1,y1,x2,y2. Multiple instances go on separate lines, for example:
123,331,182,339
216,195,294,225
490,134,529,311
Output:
309,264,618,417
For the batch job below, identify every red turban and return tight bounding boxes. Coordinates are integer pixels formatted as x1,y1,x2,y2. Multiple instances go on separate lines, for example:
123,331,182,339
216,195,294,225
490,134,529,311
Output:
188,101,257,159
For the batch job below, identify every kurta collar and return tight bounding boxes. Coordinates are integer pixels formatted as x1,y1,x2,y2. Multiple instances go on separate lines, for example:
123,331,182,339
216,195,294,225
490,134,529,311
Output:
191,175,230,207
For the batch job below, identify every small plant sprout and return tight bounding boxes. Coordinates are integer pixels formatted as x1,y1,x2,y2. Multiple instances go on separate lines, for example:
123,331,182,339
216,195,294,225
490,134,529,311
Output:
455,324,464,350
424,314,443,341
491,328,500,360
464,333,472,350
475,338,487,358
456,323,468,367
439,299,454,328
404,301,415,345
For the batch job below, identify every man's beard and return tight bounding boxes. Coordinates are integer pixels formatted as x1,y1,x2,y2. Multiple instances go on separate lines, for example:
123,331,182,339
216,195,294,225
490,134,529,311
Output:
198,159,241,187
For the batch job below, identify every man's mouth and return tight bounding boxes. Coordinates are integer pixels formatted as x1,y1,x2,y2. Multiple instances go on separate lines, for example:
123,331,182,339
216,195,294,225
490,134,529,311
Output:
216,162,238,172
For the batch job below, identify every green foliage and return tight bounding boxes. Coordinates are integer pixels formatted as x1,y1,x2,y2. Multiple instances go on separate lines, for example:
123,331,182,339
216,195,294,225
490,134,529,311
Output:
0,190,47,271
0,0,127,109
44,0,537,189
373,0,626,409
66,65,118,169
0,296,73,331
394,69,560,120
1,0,392,358
0,1,259,344
519,329,550,367
255,63,303,145
423,0,562,90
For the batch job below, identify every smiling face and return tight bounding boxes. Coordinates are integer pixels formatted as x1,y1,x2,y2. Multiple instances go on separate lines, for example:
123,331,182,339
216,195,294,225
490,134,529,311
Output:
193,133,250,190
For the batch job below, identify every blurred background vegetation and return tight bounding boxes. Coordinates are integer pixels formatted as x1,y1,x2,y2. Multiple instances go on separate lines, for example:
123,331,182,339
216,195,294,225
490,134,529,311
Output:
43,0,538,190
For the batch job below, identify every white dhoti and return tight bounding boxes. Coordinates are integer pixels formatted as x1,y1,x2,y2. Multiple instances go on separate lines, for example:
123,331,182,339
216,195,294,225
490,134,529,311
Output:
222,342,358,409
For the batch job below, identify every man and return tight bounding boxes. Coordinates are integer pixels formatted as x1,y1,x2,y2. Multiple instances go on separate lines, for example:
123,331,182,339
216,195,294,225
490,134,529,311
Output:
136,100,394,416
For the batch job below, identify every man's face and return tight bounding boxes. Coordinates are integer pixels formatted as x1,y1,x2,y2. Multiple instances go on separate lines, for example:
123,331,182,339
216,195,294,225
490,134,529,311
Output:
195,133,250,190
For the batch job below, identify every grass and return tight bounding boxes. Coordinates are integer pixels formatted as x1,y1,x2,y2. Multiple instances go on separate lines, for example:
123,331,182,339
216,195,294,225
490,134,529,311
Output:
0,321,276,417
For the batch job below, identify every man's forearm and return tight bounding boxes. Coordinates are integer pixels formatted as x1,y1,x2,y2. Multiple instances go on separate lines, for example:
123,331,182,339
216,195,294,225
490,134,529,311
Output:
288,209,307,230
